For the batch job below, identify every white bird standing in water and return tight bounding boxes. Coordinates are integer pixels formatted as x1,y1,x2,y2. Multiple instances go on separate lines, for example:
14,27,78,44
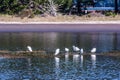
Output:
65,48,69,52
91,48,96,53
27,46,33,52
72,45,80,52
54,48,60,55
80,48,84,54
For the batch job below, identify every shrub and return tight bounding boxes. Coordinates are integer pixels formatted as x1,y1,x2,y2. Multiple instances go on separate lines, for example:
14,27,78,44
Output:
104,11,116,17
0,0,26,15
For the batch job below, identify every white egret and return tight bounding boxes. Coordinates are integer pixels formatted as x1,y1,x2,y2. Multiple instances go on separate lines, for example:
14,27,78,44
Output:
76,47,80,51
54,48,60,55
72,45,76,51
27,46,33,52
72,45,80,52
65,48,69,52
91,48,96,53
80,48,84,54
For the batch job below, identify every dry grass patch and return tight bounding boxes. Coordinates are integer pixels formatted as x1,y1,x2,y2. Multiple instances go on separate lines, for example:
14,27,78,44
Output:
1,14,120,22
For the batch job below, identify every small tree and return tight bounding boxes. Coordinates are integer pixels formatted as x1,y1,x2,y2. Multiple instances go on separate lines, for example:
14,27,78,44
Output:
48,0,57,16
115,0,118,13
0,0,25,14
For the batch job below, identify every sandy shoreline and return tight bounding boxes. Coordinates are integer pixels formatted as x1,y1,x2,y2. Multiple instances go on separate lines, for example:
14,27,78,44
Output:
0,21,120,24
0,14,120,32
0,23,120,32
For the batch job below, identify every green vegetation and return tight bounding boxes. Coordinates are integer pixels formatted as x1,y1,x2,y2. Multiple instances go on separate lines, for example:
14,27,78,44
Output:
0,0,50,15
0,0,94,15
0,0,119,18
104,11,116,17
0,0,25,15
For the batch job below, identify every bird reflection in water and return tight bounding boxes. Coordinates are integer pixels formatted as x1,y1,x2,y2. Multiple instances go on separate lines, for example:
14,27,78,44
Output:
27,58,32,79
80,55,83,68
65,48,69,64
91,54,96,68
65,54,69,65
73,54,80,65
54,57,60,79
91,48,97,68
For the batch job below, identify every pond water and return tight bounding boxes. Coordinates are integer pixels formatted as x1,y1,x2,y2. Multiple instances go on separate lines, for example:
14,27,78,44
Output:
0,32,120,80
0,32,120,53
0,55,120,80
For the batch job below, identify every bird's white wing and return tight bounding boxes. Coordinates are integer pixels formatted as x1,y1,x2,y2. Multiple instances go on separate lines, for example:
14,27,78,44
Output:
55,49,60,55
27,46,32,52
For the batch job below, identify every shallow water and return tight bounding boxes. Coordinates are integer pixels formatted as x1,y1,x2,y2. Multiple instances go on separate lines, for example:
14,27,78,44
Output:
0,55,119,80
0,32,120,53
0,32,120,80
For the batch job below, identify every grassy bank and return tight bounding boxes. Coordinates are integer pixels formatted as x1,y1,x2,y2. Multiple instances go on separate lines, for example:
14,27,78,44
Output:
1,13,120,22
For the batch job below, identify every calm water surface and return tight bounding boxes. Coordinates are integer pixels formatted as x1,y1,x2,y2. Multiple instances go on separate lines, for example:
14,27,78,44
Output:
0,32,120,80
0,32,120,53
